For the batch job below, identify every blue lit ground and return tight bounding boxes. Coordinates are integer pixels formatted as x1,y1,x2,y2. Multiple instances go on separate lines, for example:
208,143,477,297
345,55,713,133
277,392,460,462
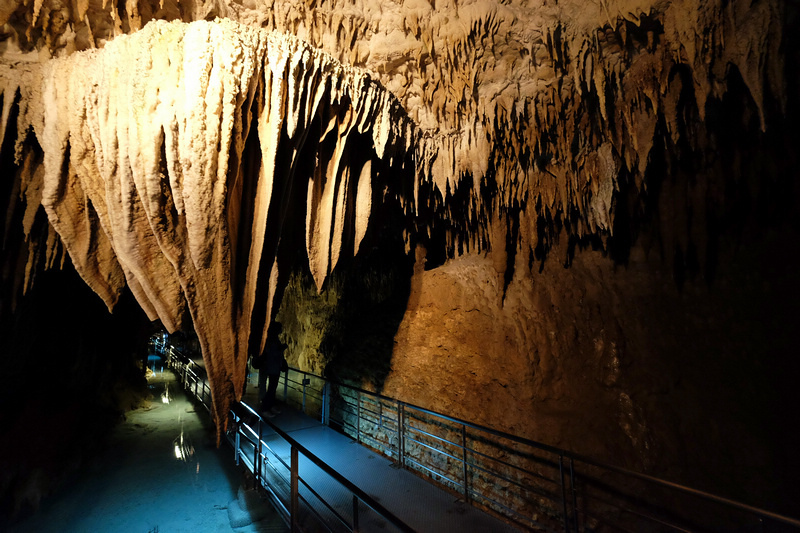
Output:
6,370,287,533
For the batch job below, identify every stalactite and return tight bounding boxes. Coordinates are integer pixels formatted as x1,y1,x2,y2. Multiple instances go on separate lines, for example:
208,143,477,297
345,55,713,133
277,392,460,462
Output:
2,19,420,438
0,0,790,437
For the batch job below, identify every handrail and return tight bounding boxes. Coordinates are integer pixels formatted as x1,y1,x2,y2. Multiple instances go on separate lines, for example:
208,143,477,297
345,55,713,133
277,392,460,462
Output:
165,345,415,532
235,401,415,533
278,364,800,531
229,407,351,532
165,344,800,531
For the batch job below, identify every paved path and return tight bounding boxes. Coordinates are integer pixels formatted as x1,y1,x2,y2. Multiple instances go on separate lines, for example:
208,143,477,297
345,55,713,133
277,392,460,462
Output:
238,380,519,532
7,371,287,533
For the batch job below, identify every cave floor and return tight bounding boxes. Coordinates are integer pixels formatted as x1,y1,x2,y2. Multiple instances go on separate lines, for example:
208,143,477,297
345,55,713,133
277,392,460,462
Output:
6,370,287,533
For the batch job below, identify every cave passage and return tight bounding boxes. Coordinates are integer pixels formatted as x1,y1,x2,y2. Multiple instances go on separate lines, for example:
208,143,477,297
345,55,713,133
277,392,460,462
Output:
1,1,800,527
3,370,282,532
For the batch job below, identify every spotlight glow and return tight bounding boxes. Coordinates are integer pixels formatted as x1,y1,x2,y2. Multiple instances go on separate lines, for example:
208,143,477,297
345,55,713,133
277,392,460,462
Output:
172,427,195,462
161,383,171,404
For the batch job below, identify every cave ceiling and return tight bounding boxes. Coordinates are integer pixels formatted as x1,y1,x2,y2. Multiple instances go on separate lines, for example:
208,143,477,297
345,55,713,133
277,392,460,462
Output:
0,0,790,433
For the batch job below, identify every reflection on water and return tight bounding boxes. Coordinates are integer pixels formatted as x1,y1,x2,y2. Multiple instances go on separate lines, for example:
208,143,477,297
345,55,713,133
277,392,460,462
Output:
161,382,171,404
173,417,195,462
146,374,202,477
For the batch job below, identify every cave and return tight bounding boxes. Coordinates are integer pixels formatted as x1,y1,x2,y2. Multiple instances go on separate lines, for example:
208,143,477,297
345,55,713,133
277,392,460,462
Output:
1,0,799,529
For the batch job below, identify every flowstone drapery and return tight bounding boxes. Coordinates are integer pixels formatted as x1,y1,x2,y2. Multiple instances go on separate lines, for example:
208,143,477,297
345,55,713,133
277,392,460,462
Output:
0,1,792,447
2,19,416,433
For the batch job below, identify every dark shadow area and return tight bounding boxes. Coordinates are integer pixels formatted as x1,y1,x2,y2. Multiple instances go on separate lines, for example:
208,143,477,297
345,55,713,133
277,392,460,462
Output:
0,88,26,324
606,55,800,288
274,139,416,392
0,97,153,528
0,262,152,527
318,219,413,391
601,58,800,515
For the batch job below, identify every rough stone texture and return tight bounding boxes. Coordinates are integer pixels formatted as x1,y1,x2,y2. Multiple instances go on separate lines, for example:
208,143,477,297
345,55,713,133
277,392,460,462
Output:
0,0,799,517
2,19,414,434
382,229,800,501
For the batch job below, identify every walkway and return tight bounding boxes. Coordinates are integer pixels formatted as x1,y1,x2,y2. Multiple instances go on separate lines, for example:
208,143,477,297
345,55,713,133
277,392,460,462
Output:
168,349,800,532
167,354,519,530
230,377,518,533
7,370,287,533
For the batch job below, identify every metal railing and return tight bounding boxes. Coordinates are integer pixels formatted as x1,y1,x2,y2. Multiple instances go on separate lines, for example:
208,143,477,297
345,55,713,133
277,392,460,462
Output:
229,401,413,532
165,345,213,408
165,346,414,532
274,366,800,533
164,345,800,533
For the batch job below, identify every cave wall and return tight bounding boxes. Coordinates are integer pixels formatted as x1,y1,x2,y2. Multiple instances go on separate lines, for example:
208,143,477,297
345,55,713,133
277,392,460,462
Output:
273,56,800,513
276,190,800,515
1,0,799,517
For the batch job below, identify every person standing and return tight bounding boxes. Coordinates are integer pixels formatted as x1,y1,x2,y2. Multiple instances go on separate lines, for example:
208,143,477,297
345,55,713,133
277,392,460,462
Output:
258,321,288,417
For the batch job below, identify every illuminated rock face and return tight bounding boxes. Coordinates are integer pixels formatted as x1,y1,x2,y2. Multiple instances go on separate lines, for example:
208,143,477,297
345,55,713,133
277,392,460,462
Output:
1,0,799,510
2,18,415,431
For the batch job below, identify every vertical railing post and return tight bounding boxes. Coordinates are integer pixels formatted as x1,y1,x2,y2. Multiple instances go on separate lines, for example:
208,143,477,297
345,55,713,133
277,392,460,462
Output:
356,391,361,444
234,416,241,466
378,401,385,454
352,494,360,532
256,417,263,486
291,446,299,533
569,457,578,533
302,378,308,414
559,454,570,532
461,424,470,502
322,382,331,426
283,370,289,402
398,401,405,468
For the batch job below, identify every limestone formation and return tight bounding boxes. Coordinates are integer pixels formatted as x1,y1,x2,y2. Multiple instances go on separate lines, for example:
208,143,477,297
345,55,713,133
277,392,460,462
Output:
0,0,795,479
2,17,419,432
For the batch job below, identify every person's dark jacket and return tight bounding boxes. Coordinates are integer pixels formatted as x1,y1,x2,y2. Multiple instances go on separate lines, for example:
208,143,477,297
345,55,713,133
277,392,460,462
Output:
262,338,287,375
